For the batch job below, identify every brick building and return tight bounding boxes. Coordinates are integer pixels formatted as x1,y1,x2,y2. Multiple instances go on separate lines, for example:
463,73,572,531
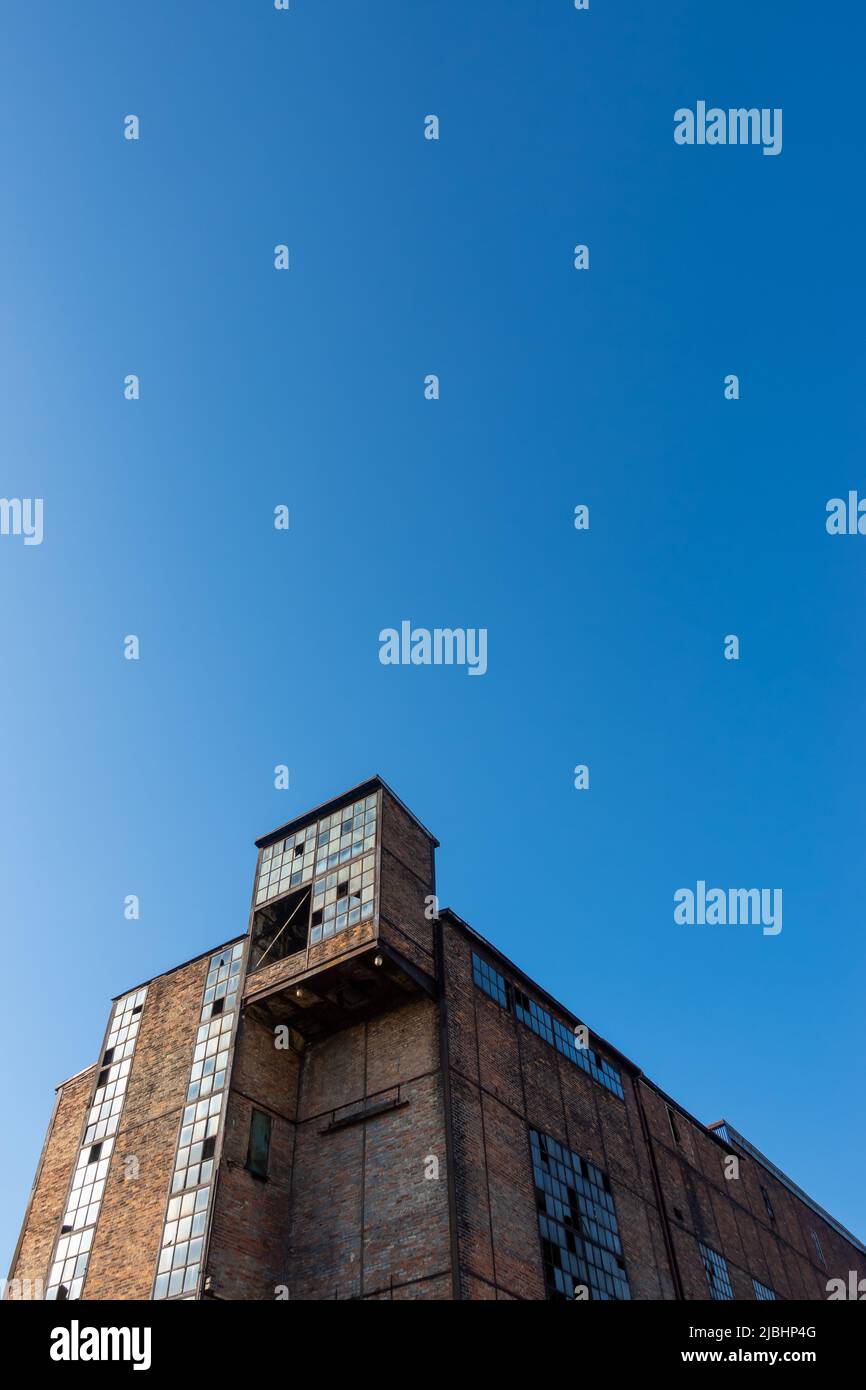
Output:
7,777,865,1301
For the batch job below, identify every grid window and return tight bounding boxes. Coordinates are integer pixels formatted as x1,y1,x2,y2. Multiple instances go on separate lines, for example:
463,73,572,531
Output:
199,948,242,1025
153,1187,211,1300
255,795,377,908
530,1128,630,1301
310,851,376,945
552,1017,626,1099
699,1242,734,1300
470,952,625,1100
82,989,145,1145
514,988,555,1045
752,1278,778,1300
471,952,509,1009
45,988,147,1300
152,942,244,1300
46,1227,94,1302
173,1093,222,1191
60,1137,114,1232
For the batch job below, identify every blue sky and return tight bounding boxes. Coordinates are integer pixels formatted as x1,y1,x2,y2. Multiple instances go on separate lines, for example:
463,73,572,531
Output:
1,1,864,1270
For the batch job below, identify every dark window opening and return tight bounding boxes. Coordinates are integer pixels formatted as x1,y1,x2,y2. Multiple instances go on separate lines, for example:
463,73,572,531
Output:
250,885,312,971
246,1109,272,1180
673,1207,684,1221
211,997,224,1017
102,1047,115,1066
337,882,348,899
699,1242,734,1300
202,1135,216,1161
96,1068,110,1089
132,1004,142,1015
470,952,625,1101
88,1143,103,1164
57,1285,69,1301
530,1127,630,1301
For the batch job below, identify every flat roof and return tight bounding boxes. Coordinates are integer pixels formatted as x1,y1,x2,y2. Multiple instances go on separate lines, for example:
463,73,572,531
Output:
54,1061,97,1091
710,1121,866,1256
52,934,248,1090
254,774,440,851
110,934,247,1001
452,911,866,1253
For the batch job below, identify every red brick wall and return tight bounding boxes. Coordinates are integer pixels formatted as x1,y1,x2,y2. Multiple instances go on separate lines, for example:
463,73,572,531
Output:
639,1084,866,1301
282,996,450,1300
245,921,378,1003
6,1067,94,1299
11,859,864,1304
442,918,865,1301
84,954,211,1299
377,789,437,977
206,1010,301,1299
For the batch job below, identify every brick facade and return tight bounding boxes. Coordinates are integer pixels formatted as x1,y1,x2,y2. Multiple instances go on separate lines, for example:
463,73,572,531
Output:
7,778,865,1301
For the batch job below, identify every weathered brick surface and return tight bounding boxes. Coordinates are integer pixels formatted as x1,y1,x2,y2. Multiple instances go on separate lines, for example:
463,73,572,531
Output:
275,998,450,1301
637,1082,866,1301
11,784,865,1303
441,918,865,1301
377,789,436,975
6,1067,94,1299
84,953,211,1299
205,1010,300,1299
245,921,378,1004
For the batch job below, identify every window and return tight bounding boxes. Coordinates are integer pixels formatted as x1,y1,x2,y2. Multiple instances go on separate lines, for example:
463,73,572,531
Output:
310,852,376,944
514,987,555,1046
667,1106,681,1145
760,1184,775,1222
811,1230,826,1267
255,795,377,909
699,1242,734,1300
530,1128,630,1301
44,987,148,1300
472,953,509,1009
752,1277,778,1300
152,940,244,1300
82,990,146,1146
246,1109,272,1180
470,952,625,1100
154,1188,210,1299
251,796,379,962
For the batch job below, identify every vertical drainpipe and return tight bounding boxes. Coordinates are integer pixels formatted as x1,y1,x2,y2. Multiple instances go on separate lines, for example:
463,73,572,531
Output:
632,1073,685,1300
434,918,462,1299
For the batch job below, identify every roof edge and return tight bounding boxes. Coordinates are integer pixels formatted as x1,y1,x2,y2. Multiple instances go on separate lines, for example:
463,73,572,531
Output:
255,775,440,850
444,911,866,1255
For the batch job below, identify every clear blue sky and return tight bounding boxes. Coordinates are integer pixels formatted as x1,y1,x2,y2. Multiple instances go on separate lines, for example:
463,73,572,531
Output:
2,1,864,1271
